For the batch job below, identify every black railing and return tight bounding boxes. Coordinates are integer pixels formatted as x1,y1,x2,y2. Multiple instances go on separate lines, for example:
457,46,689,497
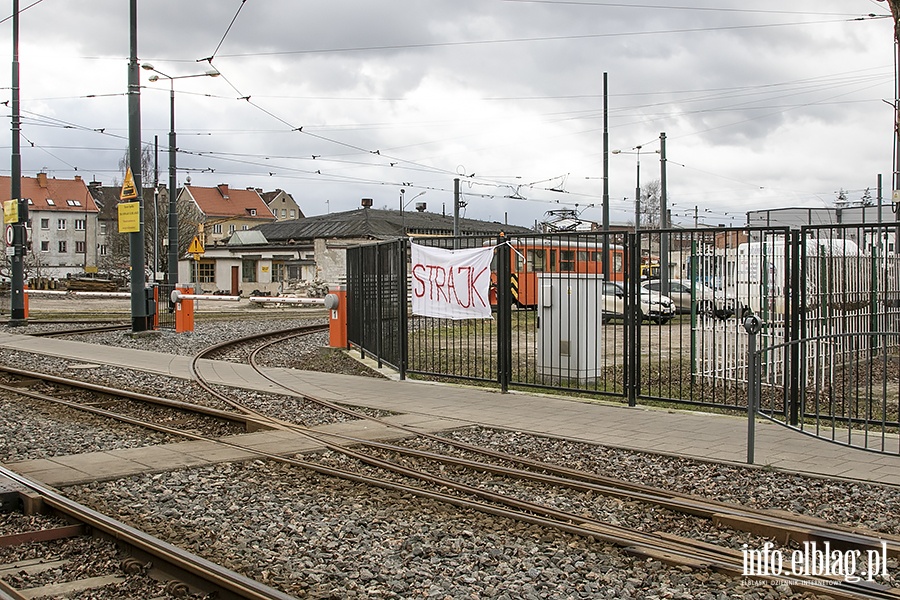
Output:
345,223,900,454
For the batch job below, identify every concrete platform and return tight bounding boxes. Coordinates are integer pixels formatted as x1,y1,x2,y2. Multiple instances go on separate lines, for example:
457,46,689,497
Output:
0,332,898,487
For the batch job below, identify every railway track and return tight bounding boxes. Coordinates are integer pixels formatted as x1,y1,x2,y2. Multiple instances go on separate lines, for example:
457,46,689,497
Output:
0,467,297,600
0,324,896,597
188,329,900,598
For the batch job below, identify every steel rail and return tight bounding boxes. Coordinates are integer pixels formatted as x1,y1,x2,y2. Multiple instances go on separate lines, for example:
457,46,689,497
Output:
0,465,299,600
245,333,900,556
0,364,271,430
1,331,894,599
195,332,900,598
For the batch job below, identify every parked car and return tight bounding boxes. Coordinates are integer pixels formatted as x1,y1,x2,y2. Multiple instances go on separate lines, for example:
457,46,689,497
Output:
642,279,738,319
601,281,676,325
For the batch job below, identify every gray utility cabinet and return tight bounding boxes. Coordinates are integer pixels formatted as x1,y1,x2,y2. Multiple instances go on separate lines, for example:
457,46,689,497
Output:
536,273,603,381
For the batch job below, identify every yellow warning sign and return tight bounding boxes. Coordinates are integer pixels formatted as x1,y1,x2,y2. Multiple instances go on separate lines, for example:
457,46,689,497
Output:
3,200,18,224
120,167,138,200
117,201,141,233
187,236,204,254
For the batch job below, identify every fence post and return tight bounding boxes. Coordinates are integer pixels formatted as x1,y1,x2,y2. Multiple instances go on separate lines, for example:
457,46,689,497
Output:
744,313,763,464
626,232,640,407
496,234,511,392
398,238,408,381
788,229,801,426
375,243,383,368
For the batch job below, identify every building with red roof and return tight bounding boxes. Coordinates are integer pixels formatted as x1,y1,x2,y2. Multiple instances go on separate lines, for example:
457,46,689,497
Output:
178,183,276,246
0,172,100,280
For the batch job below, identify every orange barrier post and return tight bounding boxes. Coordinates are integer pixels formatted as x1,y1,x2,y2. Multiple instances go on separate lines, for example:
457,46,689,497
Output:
174,286,195,333
152,285,159,330
325,285,347,348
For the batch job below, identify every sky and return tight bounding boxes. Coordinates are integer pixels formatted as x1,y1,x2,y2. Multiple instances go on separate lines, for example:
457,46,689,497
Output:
0,0,895,230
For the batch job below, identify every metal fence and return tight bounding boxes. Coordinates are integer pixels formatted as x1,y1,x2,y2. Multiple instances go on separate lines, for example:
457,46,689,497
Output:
346,223,900,454
156,283,176,330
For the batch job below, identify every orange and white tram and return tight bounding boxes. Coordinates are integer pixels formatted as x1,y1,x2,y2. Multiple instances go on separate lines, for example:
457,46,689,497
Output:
490,237,626,307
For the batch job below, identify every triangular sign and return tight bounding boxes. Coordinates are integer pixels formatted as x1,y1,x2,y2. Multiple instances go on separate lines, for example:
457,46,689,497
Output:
120,167,138,200
188,236,204,254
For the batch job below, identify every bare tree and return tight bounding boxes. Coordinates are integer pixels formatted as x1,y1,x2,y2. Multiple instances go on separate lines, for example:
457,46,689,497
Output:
639,179,662,228
117,146,155,188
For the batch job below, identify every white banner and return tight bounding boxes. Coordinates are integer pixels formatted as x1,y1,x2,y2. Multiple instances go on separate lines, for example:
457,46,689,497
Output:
410,242,494,320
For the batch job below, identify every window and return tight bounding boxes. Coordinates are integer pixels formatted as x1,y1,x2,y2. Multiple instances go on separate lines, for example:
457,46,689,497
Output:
229,224,236,234
46,198,55,206
289,209,295,218
526,249,545,272
25,218,31,229
40,218,49,230
249,209,257,216
99,222,107,235
213,224,223,234
65,199,82,206
75,240,86,253
197,261,215,283
74,219,86,231
241,259,257,283
614,254,624,273
26,198,32,205
99,245,107,256
560,250,575,272
58,240,67,253
281,209,286,218
242,225,248,230
57,219,66,230
272,263,286,282
40,240,49,252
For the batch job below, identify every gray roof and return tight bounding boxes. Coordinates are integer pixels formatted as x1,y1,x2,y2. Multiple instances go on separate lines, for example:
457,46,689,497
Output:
253,208,532,241
228,230,268,246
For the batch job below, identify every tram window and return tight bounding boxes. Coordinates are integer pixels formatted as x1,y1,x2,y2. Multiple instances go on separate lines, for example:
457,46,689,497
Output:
560,250,575,272
549,250,557,271
614,254,624,273
577,251,588,262
526,249,545,272
590,251,600,262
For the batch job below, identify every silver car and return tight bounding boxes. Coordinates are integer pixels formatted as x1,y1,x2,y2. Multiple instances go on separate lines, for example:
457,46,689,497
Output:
601,281,676,325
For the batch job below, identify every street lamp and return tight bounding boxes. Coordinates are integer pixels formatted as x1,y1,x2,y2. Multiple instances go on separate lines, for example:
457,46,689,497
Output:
400,189,427,213
142,63,219,287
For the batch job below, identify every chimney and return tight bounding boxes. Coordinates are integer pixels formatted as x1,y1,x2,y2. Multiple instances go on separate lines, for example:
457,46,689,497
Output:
361,198,373,208
74,175,82,182
37,172,48,188
415,202,426,212
217,183,230,199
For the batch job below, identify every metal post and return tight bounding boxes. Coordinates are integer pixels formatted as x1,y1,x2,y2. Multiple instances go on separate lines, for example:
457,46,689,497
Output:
127,0,148,332
788,230,801,426
453,177,460,249
398,238,408,381
496,234,510,392
9,0,25,326
659,132,669,293
167,79,178,287
627,232,640,406
602,72,610,279
634,146,642,233
152,135,158,278
746,327,758,464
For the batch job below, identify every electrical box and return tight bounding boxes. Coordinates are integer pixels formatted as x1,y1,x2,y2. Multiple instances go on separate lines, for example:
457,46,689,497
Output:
536,273,603,381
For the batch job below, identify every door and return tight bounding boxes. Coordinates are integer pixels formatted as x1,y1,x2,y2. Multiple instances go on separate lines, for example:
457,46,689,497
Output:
231,266,239,296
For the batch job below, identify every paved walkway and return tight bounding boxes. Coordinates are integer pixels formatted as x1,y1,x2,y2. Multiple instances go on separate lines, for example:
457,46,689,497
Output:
1,332,898,486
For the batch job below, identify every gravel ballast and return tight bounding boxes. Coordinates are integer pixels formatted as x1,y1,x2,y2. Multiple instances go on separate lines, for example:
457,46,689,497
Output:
0,317,897,598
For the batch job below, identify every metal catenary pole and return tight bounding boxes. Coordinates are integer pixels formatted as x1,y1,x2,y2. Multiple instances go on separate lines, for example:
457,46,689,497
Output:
9,0,26,326
128,0,149,332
